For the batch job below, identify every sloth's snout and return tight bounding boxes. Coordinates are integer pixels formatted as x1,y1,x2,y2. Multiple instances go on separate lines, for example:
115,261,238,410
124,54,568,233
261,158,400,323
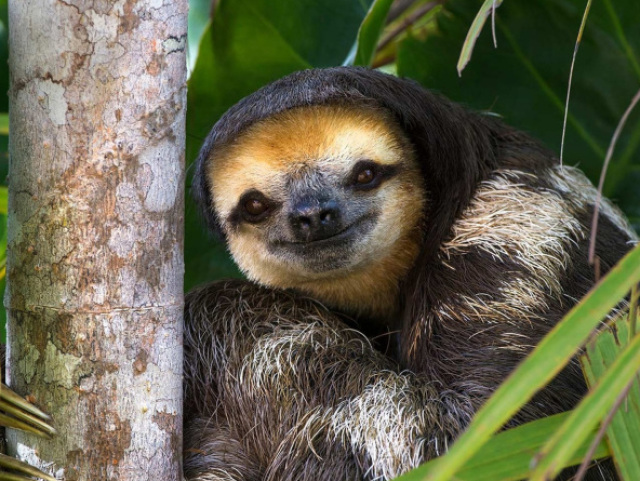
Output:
288,199,342,242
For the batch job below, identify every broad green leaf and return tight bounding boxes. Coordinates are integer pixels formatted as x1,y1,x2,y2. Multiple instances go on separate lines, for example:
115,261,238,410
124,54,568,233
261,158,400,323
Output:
397,0,640,233
457,0,503,75
414,244,640,481
581,313,640,481
185,0,374,290
0,113,7,135
347,0,395,67
395,412,609,481
529,329,640,480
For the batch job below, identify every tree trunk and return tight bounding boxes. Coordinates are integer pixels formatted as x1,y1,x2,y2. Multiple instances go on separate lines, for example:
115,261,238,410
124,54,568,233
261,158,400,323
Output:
5,1,186,479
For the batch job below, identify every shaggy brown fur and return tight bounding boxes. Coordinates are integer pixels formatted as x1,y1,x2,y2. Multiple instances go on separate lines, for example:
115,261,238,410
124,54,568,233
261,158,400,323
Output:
183,281,470,480
185,67,636,480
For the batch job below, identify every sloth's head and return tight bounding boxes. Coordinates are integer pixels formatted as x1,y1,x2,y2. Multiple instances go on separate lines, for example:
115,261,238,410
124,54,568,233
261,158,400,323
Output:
207,105,425,299
194,67,502,319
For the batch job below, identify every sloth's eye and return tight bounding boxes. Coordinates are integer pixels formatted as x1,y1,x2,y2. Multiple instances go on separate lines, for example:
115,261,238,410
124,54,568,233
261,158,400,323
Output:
349,160,393,191
356,168,375,185
350,161,379,188
239,190,272,223
245,198,267,216
349,160,399,191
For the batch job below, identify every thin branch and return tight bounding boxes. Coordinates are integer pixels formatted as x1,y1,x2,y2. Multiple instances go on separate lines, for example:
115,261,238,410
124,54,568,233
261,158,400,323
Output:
371,52,397,69
491,0,497,48
386,0,417,24
560,0,593,167
589,87,640,264
377,1,441,52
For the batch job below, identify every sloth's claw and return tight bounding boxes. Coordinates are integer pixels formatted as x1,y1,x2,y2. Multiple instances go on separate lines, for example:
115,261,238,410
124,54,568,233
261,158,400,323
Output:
0,454,56,481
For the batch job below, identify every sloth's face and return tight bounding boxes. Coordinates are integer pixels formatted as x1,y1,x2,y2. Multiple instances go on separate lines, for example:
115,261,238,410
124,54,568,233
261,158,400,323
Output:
207,105,425,294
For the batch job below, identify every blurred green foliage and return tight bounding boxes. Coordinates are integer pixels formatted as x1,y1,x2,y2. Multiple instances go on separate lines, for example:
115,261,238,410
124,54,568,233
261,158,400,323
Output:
398,0,640,231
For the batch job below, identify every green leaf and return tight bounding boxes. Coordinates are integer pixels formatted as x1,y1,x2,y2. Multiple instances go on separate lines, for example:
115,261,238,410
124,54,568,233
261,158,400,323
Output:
0,113,7,135
0,186,6,214
347,0,395,67
581,313,640,481
395,412,610,481
457,0,503,75
397,0,640,232
184,0,374,290
529,329,640,480
414,244,640,481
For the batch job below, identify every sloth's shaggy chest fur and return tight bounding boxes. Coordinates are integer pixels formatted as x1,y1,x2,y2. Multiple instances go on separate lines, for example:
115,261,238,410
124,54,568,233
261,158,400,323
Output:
184,67,636,481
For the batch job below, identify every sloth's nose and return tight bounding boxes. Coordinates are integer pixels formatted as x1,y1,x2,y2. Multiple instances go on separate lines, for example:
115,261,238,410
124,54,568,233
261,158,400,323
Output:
289,199,342,242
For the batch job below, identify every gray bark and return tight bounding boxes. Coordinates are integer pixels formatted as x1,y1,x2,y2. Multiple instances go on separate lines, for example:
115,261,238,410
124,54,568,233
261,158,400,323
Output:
5,1,186,479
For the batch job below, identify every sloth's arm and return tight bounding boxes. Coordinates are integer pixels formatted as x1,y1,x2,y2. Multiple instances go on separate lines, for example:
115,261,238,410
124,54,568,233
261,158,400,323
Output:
183,280,471,481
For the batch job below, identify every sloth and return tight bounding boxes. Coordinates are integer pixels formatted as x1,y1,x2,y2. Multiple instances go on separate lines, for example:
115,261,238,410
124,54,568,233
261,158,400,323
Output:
183,67,636,481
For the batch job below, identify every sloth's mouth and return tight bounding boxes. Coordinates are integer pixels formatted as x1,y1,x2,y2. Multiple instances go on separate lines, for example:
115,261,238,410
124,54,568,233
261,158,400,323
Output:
272,214,376,249
267,213,378,274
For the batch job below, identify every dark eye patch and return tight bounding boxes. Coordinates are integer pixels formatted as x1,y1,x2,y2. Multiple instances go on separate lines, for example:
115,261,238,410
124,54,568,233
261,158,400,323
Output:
347,160,400,191
231,189,276,225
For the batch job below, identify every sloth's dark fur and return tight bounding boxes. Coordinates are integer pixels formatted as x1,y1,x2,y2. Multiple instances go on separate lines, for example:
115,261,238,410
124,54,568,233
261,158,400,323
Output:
185,67,636,480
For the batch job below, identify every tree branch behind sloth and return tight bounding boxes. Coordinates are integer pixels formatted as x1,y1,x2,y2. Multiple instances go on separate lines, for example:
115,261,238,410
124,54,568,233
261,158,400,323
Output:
184,67,636,480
